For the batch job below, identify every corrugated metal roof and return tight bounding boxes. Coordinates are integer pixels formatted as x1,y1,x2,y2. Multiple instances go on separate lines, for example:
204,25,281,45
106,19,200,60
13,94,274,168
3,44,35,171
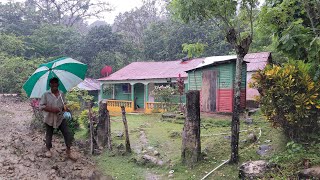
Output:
97,52,271,81
195,55,237,69
245,52,271,71
76,78,100,91
187,52,271,72
98,58,204,81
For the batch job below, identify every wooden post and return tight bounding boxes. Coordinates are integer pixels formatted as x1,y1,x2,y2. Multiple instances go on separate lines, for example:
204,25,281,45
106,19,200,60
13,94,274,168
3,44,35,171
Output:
121,106,131,153
181,90,201,167
88,103,94,155
106,103,112,150
97,102,107,148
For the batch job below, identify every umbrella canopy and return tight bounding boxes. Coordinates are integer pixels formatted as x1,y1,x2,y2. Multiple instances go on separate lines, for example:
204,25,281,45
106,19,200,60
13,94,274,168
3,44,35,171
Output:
23,57,87,98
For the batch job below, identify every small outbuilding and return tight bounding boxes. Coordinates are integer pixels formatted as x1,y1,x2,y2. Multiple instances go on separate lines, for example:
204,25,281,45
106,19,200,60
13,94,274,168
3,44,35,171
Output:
186,55,247,113
76,78,100,101
245,52,272,107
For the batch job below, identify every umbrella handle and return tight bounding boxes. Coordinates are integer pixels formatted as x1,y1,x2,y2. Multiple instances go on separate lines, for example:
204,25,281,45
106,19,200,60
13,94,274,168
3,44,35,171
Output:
59,93,67,111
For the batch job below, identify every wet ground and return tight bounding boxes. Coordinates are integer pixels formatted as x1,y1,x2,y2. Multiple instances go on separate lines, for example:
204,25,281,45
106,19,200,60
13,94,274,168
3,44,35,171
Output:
0,96,108,179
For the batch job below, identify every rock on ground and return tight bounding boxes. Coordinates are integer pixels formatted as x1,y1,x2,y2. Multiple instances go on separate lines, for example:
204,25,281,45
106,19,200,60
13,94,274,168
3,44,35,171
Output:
257,144,272,156
239,160,270,179
299,167,320,179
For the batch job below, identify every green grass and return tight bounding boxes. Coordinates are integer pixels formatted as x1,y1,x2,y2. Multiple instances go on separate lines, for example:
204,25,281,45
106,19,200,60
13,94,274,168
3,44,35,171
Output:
74,127,87,140
76,112,290,179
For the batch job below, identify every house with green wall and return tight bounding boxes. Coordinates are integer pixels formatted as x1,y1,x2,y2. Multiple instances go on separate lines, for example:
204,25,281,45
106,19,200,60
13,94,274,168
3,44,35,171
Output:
97,59,203,113
97,52,270,113
186,55,247,113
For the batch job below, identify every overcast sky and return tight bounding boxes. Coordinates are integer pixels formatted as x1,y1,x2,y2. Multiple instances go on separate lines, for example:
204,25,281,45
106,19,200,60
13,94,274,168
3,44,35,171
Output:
0,0,144,24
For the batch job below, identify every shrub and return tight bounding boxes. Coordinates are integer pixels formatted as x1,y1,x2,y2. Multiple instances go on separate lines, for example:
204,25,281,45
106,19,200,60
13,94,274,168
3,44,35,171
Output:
251,61,320,142
151,85,178,103
65,88,94,113
78,107,99,132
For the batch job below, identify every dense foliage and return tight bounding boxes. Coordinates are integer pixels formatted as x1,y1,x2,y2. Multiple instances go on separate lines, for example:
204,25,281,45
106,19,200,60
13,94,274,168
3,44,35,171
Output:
0,0,236,94
251,61,320,142
255,0,319,64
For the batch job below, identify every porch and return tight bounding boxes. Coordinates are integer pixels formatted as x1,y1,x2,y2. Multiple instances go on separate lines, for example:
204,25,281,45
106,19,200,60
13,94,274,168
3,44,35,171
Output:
106,100,173,114
99,79,186,114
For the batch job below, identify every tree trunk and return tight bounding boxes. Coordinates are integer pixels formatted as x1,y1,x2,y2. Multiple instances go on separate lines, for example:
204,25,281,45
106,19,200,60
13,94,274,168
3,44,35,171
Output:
226,27,251,164
106,104,112,150
181,90,201,167
88,105,94,155
97,102,107,148
230,54,244,164
121,106,131,153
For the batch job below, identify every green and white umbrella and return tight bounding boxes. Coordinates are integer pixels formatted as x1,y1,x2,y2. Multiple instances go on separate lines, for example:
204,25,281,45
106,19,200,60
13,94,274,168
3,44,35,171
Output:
23,57,88,98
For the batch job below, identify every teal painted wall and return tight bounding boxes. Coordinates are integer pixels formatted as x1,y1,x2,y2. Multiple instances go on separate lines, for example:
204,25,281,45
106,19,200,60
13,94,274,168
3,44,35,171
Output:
231,63,247,89
188,62,234,90
241,64,247,89
187,62,247,91
218,63,233,89
188,70,203,90
115,84,131,101
101,84,112,99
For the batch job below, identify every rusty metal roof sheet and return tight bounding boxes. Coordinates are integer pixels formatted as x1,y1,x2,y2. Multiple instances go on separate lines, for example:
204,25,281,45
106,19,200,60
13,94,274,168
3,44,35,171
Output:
245,52,271,71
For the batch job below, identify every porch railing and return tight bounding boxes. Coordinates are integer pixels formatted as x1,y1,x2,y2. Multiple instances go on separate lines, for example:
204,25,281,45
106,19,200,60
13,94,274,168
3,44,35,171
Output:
107,100,134,113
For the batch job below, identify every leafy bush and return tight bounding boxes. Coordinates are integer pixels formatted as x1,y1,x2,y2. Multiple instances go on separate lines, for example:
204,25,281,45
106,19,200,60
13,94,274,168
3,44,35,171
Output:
251,61,320,142
65,88,94,113
151,85,178,103
78,107,99,132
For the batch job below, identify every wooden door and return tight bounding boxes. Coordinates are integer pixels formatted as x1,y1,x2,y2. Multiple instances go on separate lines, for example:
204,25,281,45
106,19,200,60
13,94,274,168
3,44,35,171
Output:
201,70,217,112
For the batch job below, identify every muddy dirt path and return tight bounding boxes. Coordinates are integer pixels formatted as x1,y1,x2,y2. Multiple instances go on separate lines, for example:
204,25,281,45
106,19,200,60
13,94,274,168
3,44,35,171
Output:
0,97,108,180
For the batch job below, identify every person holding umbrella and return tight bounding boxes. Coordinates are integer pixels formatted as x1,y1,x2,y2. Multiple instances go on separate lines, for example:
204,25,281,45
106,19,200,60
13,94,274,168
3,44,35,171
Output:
23,57,88,161
40,77,76,160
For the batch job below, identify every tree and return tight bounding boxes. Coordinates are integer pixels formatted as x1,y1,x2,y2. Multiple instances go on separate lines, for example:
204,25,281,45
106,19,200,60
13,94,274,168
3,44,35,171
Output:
143,19,232,61
27,24,83,58
258,0,319,63
0,2,41,36
113,0,161,60
28,0,112,27
80,25,122,63
170,0,259,163
0,33,26,56
0,54,43,94
88,51,126,78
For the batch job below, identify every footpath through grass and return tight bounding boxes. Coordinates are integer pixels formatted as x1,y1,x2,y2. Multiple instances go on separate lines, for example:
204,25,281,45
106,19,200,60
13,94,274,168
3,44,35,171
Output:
77,112,289,179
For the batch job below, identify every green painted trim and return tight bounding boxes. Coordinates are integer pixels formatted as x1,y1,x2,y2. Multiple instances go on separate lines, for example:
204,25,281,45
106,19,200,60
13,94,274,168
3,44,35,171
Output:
99,83,103,101
131,84,134,101
145,84,149,102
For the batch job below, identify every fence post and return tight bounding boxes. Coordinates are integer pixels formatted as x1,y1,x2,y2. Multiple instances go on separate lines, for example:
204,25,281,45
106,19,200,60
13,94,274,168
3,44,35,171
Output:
121,106,131,153
181,90,201,167
106,103,112,150
97,102,107,148
88,103,94,154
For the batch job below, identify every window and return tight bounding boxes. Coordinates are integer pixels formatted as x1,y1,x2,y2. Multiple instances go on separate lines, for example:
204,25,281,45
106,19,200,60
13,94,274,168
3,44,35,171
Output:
122,83,131,93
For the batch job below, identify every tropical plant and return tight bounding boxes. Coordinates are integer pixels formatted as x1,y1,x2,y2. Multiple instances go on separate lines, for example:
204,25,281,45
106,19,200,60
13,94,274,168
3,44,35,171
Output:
251,61,320,142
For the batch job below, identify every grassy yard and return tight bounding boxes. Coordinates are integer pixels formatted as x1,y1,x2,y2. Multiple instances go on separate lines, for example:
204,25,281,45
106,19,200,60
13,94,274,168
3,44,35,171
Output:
74,111,289,180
